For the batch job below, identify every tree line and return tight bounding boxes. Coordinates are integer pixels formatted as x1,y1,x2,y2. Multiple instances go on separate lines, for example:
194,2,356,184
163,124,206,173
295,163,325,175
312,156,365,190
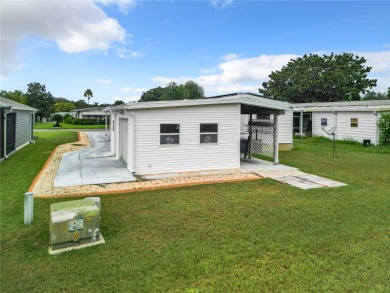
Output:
0,83,109,119
2,52,388,120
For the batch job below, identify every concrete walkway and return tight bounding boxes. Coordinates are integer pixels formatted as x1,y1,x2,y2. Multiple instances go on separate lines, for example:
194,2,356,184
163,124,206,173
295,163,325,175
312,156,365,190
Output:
54,131,136,187
240,157,346,190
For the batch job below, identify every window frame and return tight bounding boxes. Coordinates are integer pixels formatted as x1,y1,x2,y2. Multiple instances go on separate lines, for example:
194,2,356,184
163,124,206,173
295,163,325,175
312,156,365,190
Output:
160,123,180,145
351,118,358,128
321,118,328,127
200,123,218,144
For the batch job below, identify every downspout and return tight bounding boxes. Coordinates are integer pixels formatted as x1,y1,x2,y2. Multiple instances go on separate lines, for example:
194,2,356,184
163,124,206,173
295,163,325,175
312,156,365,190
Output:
30,112,36,143
3,106,13,159
374,111,379,145
104,110,108,136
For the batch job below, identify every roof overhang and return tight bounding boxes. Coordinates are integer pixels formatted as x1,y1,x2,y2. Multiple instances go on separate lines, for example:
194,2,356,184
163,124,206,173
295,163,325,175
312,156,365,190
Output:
105,93,291,114
294,107,390,112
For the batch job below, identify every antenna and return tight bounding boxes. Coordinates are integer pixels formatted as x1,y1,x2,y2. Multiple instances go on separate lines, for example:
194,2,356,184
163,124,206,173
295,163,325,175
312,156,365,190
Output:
322,126,337,158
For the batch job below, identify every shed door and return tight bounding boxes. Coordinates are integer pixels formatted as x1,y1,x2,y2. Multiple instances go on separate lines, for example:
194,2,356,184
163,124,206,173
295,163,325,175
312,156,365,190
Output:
6,113,16,155
0,109,4,159
119,118,128,165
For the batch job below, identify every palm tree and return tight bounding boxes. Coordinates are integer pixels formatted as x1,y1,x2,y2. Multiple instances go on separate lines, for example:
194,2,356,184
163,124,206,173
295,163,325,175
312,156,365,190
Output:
84,89,93,104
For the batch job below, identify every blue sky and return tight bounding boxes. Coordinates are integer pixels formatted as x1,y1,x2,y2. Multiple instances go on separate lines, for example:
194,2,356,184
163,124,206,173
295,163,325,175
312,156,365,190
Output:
1,0,389,104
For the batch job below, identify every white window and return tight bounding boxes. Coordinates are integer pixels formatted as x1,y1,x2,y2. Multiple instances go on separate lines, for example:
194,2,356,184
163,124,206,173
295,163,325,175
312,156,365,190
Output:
200,123,218,144
321,118,327,126
351,118,358,128
160,124,180,145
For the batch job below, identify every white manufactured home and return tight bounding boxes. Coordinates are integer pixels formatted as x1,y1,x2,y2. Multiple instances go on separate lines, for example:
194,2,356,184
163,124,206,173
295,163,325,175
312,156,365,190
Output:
293,100,390,144
0,97,37,159
106,93,293,176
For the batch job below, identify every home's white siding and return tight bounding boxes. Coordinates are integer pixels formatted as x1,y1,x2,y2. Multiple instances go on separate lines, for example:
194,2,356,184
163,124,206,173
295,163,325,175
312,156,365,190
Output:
133,104,241,175
278,109,293,144
15,110,32,149
312,112,337,137
312,111,379,144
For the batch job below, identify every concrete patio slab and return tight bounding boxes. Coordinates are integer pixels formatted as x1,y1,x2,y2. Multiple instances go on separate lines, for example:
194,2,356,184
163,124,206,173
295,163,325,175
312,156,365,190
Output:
273,175,324,190
294,174,347,188
54,131,136,187
240,157,347,190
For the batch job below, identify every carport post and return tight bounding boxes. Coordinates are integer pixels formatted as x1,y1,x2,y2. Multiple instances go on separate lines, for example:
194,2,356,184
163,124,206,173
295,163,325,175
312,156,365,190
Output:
105,112,108,136
248,114,253,159
300,111,303,134
273,113,279,165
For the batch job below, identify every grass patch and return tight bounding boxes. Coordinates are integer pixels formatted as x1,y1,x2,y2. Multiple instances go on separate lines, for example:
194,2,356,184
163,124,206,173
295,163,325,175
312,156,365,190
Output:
34,122,105,129
1,135,389,292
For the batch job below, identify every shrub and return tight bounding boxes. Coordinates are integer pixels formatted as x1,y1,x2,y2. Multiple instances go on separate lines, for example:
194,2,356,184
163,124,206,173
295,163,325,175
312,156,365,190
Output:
64,114,75,124
71,118,98,125
378,113,390,145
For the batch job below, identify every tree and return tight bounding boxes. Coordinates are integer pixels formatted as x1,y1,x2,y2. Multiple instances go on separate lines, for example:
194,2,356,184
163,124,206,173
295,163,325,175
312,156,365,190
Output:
378,113,390,145
84,89,93,104
259,53,377,103
51,114,63,127
361,91,389,100
140,86,165,102
73,99,90,109
0,90,27,104
54,102,76,112
26,82,55,118
183,80,205,100
113,100,125,105
161,82,182,101
140,81,205,102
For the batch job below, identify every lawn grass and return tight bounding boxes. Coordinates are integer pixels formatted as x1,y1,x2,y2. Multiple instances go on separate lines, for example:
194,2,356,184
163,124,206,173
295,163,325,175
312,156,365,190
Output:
34,122,105,129
1,134,389,292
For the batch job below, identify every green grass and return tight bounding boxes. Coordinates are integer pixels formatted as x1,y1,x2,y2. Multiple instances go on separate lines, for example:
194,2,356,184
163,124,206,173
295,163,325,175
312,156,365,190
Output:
34,122,105,129
1,134,389,292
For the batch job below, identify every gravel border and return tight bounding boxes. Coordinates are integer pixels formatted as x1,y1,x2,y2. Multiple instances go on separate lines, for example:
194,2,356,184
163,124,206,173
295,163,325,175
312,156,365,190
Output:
31,132,261,198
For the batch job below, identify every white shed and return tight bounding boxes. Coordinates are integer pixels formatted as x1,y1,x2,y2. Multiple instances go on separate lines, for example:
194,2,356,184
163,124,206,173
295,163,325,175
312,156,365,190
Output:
293,100,390,144
106,93,292,176
1,97,37,159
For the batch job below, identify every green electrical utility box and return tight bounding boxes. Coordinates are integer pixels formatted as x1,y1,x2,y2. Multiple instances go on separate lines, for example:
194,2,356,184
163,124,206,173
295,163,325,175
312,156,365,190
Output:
50,198,101,250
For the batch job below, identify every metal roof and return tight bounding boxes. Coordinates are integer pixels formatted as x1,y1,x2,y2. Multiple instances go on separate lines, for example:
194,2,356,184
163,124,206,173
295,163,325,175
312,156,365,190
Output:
0,97,37,111
106,93,291,112
293,100,390,112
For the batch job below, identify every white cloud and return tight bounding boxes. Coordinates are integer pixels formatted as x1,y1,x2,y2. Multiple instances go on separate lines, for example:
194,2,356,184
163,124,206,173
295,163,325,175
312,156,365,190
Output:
152,51,390,96
210,0,234,10
0,0,127,78
358,51,390,73
221,53,241,62
121,87,147,93
97,78,112,84
112,95,140,103
94,0,137,15
113,46,143,59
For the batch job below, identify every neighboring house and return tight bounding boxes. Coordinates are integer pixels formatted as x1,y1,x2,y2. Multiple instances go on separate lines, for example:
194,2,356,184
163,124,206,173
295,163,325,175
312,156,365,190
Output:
71,107,109,123
293,100,390,144
0,97,37,159
105,93,293,176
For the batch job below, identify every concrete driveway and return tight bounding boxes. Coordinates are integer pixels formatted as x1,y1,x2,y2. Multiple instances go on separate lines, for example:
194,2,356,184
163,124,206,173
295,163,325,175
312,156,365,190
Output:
54,131,136,187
